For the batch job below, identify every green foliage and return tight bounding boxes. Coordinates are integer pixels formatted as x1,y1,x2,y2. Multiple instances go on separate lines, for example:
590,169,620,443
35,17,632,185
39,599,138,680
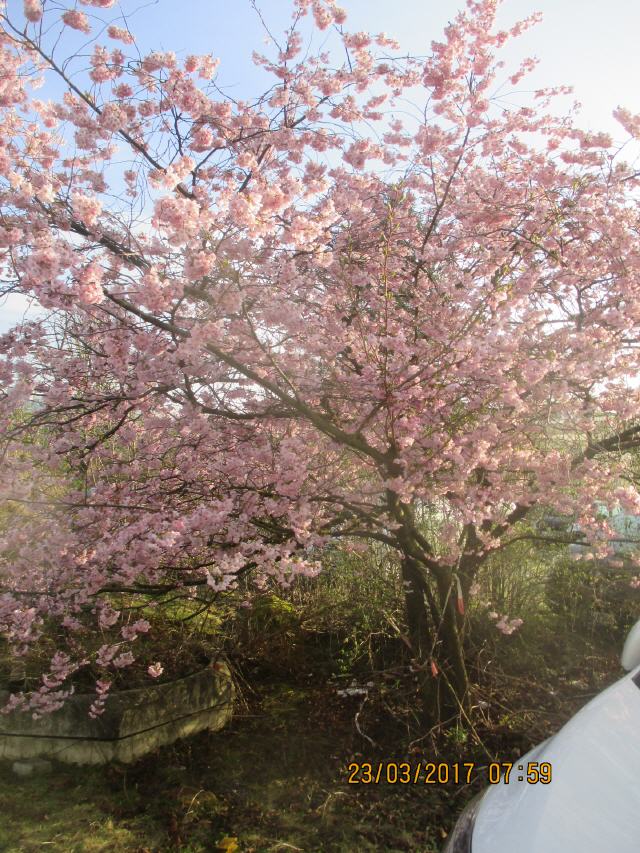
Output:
290,544,405,675
547,556,640,643
226,544,406,679
476,536,560,617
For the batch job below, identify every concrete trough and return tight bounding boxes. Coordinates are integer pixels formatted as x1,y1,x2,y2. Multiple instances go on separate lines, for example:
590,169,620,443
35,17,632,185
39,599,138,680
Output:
0,660,234,765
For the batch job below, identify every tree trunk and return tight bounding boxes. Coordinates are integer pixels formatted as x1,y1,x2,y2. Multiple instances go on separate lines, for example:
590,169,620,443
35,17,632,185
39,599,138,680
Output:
401,555,431,659
401,556,441,726
436,572,471,717
394,502,472,726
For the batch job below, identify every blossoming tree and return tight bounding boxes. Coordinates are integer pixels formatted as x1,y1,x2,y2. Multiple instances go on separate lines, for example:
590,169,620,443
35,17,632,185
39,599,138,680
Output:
2,0,640,721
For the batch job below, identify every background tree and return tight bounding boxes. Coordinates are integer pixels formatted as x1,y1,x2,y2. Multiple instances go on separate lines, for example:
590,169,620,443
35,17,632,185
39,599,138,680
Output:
2,0,640,722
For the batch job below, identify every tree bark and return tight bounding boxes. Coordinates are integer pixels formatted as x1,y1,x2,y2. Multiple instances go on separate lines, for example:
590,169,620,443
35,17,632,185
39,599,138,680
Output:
436,572,471,717
392,499,472,724
401,555,431,659
400,555,441,726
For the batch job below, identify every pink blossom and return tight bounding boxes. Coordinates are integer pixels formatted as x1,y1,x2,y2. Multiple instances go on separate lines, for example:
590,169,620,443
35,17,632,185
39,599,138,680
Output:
153,196,200,239
76,262,104,305
493,615,524,636
89,679,111,718
61,10,91,34
185,251,216,279
613,107,640,139
89,46,116,84
96,644,118,667
107,25,135,45
148,662,164,678
23,0,42,22
112,651,135,669
1,694,27,715
71,193,102,227
120,619,150,640
98,607,120,629
198,55,220,79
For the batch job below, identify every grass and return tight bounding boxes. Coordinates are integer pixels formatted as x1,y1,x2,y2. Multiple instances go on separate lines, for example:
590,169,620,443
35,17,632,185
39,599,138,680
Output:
0,673,462,853
0,770,165,851
0,639,617,853
0,612,625,852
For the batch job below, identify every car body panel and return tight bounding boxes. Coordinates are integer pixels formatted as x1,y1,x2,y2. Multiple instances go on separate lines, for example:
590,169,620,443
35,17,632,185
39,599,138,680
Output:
622,620,640,671
471,667,640,853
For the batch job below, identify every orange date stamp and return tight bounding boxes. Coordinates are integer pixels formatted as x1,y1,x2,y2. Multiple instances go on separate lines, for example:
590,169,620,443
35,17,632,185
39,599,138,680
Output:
346,761,552,785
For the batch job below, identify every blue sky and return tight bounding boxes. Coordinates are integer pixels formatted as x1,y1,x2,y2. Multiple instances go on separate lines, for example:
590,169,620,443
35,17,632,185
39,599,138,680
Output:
2,0,639,332
122,0,640,135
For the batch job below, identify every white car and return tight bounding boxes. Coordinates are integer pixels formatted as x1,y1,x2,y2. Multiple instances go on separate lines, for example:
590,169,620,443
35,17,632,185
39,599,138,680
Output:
444,619,640,853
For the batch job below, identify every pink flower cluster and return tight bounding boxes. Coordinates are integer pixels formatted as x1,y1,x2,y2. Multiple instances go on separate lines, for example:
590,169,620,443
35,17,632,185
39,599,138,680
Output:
613,107,640,139
72,192,102,227
185,250,216,280
121,619,151,641
23,0,42,23
76,262,104,304
89,679,111,718
153,195,201,241
488,613,524,636
61,10,91,34
107,25,135,45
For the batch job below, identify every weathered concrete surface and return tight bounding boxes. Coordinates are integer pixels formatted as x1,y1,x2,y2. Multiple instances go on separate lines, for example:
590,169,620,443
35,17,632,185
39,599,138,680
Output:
0,660,234,764
12,758,53,777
